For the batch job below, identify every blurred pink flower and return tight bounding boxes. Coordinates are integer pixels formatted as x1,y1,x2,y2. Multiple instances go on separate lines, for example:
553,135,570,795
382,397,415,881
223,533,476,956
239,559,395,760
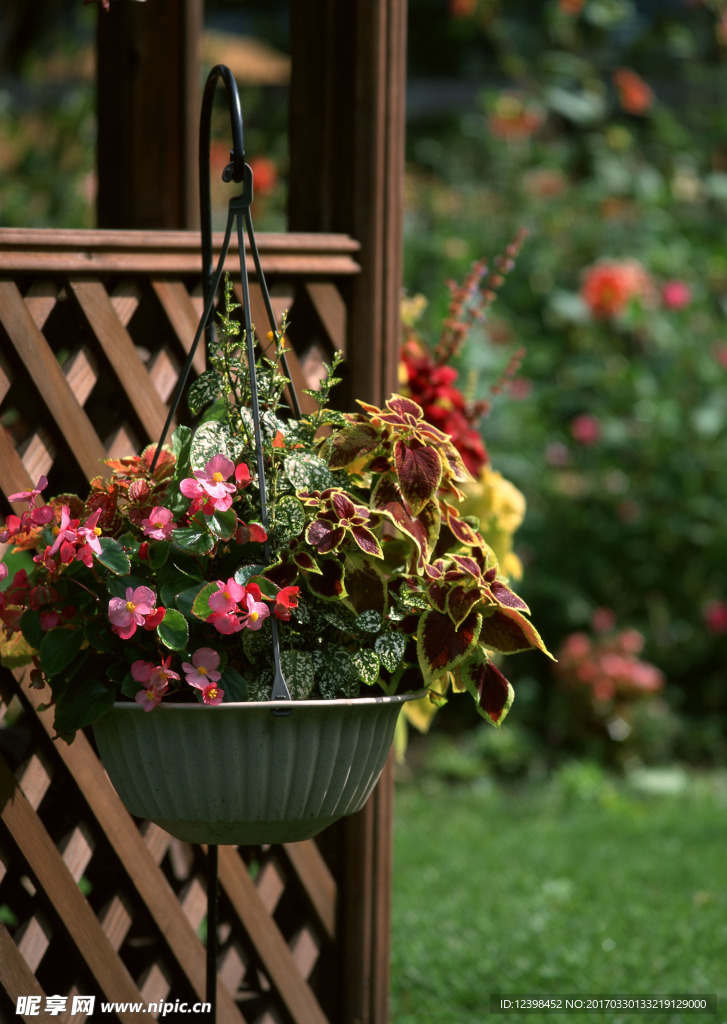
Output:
581,259,655,319
661,280,692,310
570,414,601,445
703,600,727,635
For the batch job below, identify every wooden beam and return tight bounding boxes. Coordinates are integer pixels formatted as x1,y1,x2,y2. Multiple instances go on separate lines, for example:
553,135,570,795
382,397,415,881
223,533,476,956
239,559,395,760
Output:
95,0,202,230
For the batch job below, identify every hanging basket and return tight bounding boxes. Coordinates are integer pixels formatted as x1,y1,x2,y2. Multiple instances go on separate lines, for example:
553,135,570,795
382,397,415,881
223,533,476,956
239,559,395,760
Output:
92,692,421,845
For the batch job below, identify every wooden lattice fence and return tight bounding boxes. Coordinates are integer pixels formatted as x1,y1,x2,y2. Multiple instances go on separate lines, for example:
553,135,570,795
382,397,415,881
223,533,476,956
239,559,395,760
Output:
0,227,395,1024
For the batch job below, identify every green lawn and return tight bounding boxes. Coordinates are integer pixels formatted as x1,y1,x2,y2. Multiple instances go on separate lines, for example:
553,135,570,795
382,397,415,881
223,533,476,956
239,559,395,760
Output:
391,762,727,1024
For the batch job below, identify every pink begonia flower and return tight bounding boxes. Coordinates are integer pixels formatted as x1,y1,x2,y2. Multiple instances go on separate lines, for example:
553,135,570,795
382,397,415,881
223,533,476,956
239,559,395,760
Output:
133,657,179,711
108,586,156,639
208,577,245,615
8,475,48,508
136,687,164,711
182,648,222,689
141,506,175,541
703,600,727,635
0,564,7,583
661,280,692,310
48,506,80,562
198,682,225,705
208,610,244,634
75,508,103,567
235,522,268,545
180,455,237,514
0,515,23,544
239,590,270,631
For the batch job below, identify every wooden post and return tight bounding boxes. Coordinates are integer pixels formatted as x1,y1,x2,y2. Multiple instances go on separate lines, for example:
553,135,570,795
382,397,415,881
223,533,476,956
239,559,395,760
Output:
288,3,408,1022
288,0,407,414
95,0,202,230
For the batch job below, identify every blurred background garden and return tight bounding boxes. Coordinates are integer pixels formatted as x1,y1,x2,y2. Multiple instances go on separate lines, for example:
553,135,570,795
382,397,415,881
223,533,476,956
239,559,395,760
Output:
2,1,727,1018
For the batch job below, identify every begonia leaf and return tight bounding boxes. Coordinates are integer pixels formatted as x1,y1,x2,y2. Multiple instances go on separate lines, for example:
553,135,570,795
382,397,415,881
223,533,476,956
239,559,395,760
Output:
234,563,267,586
147,541,170,569
191,581,218,620
97,536,131,576
39,628,84,678
20,609,43,652
52,676,115,740
479,606,554,657
157,608,189,650
220,665,248,702
208,508,238,542
416,609,481,684
246,575,279,600
176,582,209,619
394,439,443,516
172,526,215,556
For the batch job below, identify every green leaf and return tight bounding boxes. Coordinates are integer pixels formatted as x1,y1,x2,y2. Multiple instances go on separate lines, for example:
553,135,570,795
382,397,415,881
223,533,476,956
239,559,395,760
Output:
176,582,209,619
273,494,306,543
39,628,84,678
52,676,116,740
220,665,248,702
96,536,131,575
208,508,238,541
352,649,380,685
171,526,215,556
171,424,192,470
191,582,218,620
84,617,120,655
20,609,43,652
375,631,407,672
355,609,382,634
234,563,267,586
246,575,279,600
190,420,233,469
279,650,316,699
284,452,338,492
120,670,139,701
188,368,224,416
147,541,170,569
157,608,189,650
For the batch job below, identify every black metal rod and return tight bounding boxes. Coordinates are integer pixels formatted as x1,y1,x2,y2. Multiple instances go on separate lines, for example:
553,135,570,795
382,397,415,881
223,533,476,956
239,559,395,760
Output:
206,844,219,1020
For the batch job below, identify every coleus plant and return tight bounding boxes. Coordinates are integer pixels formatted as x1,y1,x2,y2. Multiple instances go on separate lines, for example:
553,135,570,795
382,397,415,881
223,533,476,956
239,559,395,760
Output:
0,285,552,742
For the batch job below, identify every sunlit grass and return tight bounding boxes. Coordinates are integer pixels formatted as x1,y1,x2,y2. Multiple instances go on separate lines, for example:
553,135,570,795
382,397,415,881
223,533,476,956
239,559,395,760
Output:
391,762,727,1024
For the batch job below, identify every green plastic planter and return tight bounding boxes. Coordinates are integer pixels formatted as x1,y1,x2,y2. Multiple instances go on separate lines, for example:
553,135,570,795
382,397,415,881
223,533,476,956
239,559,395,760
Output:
92,693,421,845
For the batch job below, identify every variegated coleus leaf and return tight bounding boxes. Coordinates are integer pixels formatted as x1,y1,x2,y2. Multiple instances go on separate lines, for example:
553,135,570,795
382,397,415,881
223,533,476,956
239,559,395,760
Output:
306,556,347,601
416,608,482,685
342,551,388,616
371,476,440,570
479,605,554,658
324,422,383,471
394,438,443,516
456,651,514,728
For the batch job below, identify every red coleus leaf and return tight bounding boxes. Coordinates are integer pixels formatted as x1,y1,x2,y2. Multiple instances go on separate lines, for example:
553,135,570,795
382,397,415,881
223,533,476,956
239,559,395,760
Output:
306,557,347,601
416,609,482,684
292,549,322,574
331,491,357,521
350,524,383,558
342,552,388,615
326,423,382,470
394,438,443,516
490,579,530,613
458,654,514,727
446,585,482,630
441,502,481,547
479,606,554,657
306,518,346,554
371,476,440,570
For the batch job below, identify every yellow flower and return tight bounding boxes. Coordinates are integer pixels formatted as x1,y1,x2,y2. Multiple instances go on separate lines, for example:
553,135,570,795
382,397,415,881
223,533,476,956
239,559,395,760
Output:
459,466,526,580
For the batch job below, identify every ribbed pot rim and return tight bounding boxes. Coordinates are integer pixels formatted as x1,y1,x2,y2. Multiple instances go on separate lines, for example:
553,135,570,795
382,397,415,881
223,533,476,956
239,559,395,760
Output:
106,690,427,712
